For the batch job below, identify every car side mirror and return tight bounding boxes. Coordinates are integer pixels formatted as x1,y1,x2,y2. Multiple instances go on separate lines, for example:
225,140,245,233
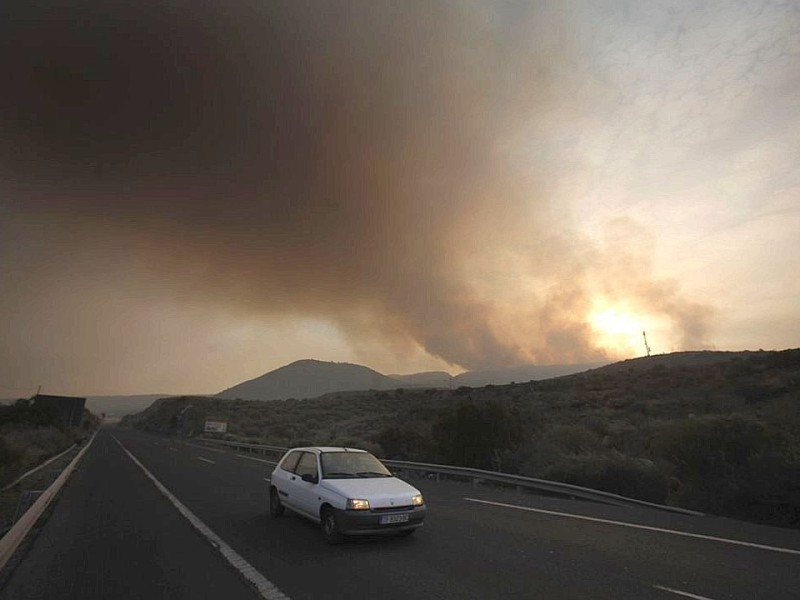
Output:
301,473,318,484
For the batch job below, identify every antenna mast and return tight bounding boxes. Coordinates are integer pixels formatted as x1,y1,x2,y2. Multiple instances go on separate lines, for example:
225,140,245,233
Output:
642,331,651,357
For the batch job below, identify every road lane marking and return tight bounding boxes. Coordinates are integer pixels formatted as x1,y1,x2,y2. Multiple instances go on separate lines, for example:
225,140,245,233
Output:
168,447,178,452
183,442,227,454
236,454,277,465
112,435,291,600
196,457,216,464
464,498,800,556
653,585,716,599
264,478,271,482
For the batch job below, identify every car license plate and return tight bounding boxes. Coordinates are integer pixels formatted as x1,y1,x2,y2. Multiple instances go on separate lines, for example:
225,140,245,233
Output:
380,514,409,525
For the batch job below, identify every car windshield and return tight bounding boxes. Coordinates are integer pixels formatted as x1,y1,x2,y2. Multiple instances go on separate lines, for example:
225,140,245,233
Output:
320,451,392,478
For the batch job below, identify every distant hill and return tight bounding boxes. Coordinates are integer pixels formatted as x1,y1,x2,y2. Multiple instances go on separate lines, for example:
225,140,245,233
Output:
595,350,767,374
217,359,404,400
452,362,606,387
219,359,610,401
388,371,453,387
86,394,180,418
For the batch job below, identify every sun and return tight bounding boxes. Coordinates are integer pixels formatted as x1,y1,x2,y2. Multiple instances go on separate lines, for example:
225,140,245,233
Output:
589,305,646,357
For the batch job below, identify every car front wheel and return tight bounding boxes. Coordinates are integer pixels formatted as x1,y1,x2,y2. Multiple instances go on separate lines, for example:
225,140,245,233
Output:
269,487,285,517
321,508,344,544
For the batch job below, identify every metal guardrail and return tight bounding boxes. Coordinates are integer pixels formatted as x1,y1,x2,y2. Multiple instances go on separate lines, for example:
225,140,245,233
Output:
0,430,99,572
1,443,77,492
380,459,703,516
198,437,702,517
198,439,287,456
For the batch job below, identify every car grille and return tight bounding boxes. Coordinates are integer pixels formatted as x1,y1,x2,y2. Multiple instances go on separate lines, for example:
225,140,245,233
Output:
372,505,413,512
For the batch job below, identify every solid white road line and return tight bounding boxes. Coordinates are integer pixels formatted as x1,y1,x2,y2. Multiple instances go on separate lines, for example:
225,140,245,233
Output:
183,442,227,454
236,454,277,465
653,584,717,599
464,498,800,556
112,435,291,600
196,457,216,464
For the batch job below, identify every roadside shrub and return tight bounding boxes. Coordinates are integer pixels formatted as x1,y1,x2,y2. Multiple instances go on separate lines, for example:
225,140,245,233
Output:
432,400,524,470
0,399,62,429
735,384,787,404
0,438,20,468
289,439,315,448
543,424,603,456
651,417,776,481
651,417,800,523
328,438,383,456
373,426,433,460
541,455,670,503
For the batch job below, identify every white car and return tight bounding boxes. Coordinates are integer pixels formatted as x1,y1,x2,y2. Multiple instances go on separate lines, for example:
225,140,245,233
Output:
269,446,426,543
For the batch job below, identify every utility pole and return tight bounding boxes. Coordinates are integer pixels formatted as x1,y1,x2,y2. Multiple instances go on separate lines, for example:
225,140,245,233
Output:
642,331,651,357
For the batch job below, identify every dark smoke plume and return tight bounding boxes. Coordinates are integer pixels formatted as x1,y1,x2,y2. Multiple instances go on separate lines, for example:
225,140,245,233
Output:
0,1,714,392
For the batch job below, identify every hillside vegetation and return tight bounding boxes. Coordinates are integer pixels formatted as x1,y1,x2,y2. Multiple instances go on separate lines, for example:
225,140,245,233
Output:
0,399,98,487
122,350,800,527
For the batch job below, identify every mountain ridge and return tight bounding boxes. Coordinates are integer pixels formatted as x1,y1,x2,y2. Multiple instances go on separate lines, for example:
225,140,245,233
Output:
217,359,403,400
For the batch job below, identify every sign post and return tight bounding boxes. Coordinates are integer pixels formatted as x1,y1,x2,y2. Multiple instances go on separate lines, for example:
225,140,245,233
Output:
204,419,228,434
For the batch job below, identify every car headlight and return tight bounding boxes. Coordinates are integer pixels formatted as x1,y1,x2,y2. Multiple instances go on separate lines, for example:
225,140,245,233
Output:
347,498,370,510
411,494,424,507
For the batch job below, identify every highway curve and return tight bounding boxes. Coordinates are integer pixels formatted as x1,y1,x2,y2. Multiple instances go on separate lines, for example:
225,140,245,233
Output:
1,427,799,600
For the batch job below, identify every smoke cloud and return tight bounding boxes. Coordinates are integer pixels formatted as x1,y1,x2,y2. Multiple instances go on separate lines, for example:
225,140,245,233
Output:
0,1,717,393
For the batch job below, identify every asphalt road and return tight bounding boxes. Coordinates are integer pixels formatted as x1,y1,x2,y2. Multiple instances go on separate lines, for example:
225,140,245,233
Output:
2,427,799,600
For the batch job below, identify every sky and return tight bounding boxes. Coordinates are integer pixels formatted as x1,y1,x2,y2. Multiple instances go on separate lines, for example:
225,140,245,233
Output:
1,0,798,396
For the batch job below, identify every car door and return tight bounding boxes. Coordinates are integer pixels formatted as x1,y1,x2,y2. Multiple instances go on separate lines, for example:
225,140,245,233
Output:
291,451,322,521
273,450,303,510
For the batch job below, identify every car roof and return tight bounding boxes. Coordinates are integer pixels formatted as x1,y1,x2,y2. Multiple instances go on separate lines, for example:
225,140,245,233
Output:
287,446,368,454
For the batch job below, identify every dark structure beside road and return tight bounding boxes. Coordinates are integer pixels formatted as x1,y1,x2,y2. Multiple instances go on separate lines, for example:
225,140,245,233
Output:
32,395,86,428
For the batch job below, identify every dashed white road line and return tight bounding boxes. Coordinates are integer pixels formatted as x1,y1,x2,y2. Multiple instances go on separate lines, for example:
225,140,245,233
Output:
653,584,716,600
264,478,271,483
236,454,277,465
464,498,800,556
112,435,290,600
196,457,216,464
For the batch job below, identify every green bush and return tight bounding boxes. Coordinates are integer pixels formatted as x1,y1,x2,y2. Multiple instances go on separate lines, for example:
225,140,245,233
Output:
542,455,670,503
0,398,62,429
652,417,776,481
651,417,800,523
0,437,20,468
373,426,433,460
432,400,524,470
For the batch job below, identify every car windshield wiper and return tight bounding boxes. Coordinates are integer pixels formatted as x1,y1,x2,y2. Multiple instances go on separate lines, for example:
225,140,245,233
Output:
356,471,391,478
323,472,357,478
